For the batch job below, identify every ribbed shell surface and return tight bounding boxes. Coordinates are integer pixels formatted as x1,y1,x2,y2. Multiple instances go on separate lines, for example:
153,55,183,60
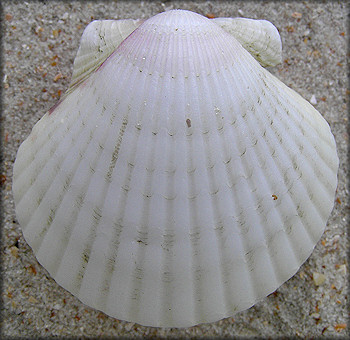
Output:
13,10,338,327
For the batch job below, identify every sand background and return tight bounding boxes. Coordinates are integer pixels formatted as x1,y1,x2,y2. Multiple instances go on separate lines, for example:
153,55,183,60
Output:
1,1,348,338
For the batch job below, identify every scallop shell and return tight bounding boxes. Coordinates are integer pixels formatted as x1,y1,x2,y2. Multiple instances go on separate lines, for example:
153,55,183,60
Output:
13,10,338,328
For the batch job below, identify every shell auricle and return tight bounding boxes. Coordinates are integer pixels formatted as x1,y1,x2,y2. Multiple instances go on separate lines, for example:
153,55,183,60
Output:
13,10,338,328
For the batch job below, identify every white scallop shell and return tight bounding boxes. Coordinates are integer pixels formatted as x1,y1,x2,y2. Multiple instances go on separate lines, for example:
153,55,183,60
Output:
13,10,338,328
